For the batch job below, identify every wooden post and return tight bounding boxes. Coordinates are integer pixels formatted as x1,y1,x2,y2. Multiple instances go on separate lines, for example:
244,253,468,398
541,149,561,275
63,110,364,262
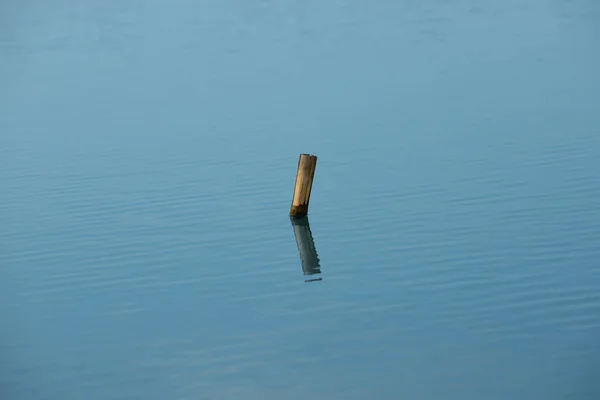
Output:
290,154,317,218
290,216,321,281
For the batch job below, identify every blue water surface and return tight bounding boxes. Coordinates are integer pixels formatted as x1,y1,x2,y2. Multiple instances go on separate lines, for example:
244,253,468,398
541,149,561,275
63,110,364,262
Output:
1,1,600,399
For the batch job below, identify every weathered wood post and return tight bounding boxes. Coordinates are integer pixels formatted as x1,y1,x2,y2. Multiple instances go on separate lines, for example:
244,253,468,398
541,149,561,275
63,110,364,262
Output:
290,216,321,281
290,154,317,218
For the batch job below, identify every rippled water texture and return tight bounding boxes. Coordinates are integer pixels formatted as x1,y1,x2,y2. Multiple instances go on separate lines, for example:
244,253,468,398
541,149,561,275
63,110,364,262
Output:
1,1,600,399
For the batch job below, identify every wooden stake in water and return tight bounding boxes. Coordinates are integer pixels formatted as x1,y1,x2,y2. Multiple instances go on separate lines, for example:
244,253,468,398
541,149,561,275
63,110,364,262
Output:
290,154,317,218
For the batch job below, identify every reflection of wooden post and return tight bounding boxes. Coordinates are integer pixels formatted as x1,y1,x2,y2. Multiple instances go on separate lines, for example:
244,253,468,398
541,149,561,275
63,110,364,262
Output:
291,216,321,280
290,154,317,218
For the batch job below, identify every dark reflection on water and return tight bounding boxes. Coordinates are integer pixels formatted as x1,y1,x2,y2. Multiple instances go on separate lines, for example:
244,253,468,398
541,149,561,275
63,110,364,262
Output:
290,216,322,282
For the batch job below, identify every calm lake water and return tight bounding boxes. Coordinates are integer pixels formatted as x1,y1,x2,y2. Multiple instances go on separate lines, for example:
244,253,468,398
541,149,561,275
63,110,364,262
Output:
2,1,600,399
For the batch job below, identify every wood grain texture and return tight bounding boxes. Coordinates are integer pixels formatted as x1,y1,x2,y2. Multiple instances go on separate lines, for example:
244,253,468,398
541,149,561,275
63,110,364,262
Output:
290,154,318,217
